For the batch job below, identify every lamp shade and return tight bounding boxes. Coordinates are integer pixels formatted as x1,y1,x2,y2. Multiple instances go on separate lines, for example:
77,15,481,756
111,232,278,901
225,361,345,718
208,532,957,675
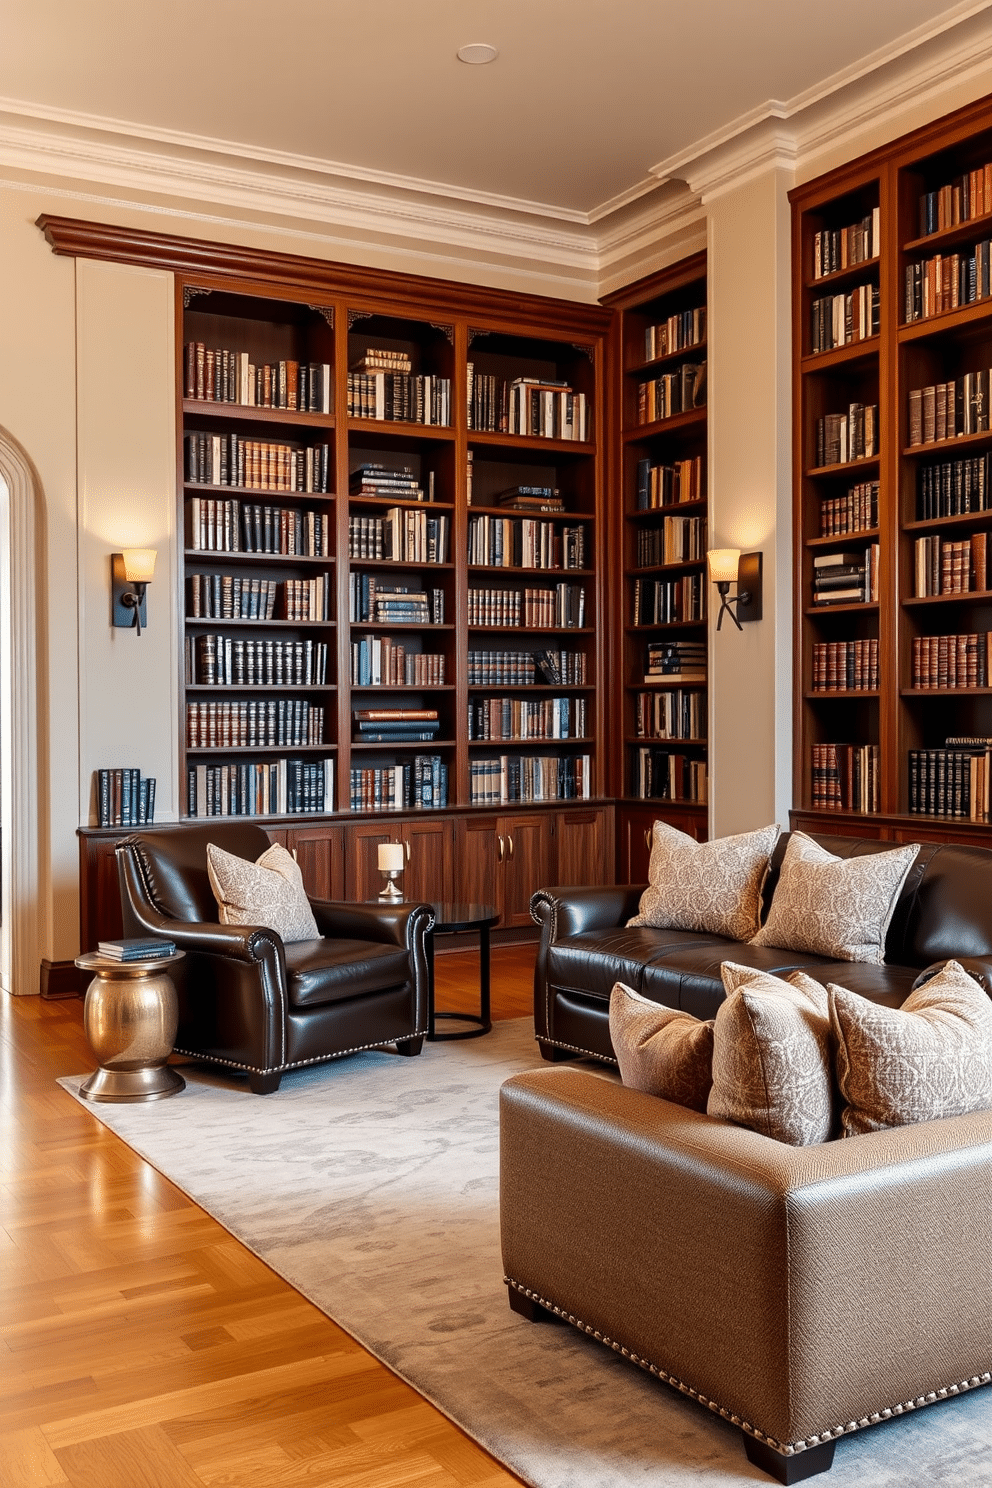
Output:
121,548,157,584
707,548,740,584
378,843,405,872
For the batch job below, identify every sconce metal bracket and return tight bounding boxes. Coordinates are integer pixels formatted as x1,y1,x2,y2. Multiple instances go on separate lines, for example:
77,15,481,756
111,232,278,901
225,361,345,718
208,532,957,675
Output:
736,551,763,624
111,553,147,630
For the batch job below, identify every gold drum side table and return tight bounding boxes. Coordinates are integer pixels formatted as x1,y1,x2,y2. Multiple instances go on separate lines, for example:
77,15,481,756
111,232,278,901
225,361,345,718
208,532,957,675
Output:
74,950,187,1102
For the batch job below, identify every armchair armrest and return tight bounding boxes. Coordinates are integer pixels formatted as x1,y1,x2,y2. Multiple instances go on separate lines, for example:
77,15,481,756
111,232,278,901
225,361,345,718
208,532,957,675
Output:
309,899,435,949
500,1068,992,1455
913,956,992,996
530,884,646,940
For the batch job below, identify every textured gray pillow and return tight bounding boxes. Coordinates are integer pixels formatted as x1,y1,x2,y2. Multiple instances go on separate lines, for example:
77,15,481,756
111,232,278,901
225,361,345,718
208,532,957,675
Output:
830,960,992,1136
627,821,780,940
609,982,714,1112
207,841,320,943
751,832,919,964
708,962,835,1146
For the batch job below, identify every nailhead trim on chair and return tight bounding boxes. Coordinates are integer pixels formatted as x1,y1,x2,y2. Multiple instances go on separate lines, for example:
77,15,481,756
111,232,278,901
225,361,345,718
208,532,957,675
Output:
173,1028,429,1079
504,1277,992,1456
539,1035,618,1065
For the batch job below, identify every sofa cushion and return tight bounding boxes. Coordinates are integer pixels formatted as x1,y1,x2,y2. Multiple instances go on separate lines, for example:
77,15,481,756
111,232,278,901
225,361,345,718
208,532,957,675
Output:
628,821,780,940
284,936,412,1009
830,959,992,1136
707,963,835,1145
207,841,320,943
609,982,714,1111
547,927,729,1004
751,832,919,964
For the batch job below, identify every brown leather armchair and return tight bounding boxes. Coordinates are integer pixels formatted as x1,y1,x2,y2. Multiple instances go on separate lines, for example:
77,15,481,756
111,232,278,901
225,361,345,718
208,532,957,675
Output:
116,822,433,1092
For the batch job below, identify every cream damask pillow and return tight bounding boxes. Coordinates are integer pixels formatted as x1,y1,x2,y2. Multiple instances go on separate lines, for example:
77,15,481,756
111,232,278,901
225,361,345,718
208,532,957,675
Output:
609,982,714,1112
751,833,918,964
830,960,992,1136
627,821,780,940
708,962,835,1145
207,841,320,943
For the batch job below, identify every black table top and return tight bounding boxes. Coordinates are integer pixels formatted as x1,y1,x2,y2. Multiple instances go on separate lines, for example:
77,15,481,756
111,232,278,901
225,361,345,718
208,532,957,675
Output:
430,902,499,932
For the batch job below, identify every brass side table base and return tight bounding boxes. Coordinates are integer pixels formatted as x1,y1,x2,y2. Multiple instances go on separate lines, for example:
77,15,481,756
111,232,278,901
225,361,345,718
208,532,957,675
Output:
75,950,187,1103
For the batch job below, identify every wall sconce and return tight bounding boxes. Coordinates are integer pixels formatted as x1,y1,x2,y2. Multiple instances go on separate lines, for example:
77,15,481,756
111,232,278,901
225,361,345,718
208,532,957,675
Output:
112,549,157,637
707,548,763,631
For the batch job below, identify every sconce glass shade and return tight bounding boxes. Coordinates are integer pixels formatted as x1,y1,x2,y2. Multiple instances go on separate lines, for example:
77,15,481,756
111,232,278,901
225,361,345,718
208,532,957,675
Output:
707,548,741,585
121,548,157,584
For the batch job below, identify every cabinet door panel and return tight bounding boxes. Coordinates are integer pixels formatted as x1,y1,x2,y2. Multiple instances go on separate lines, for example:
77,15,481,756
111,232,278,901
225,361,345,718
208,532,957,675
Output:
501,812,552,928
457,817,501,915
556,806,611,887
398,818,454,906
288,825,346,900
344,822,396,902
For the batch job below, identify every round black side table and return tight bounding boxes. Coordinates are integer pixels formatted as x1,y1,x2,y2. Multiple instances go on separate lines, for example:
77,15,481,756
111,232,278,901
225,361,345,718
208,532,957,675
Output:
427,902,499,1040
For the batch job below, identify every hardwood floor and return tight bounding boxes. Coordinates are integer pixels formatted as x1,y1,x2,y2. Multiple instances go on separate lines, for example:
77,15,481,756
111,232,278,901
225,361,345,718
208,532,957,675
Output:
0,943,537,1487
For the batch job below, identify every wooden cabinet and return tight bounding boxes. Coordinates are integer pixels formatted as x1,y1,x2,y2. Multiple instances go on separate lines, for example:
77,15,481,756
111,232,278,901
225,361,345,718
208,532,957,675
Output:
617,803,706,885
287,823,346,900
343,817,453,904
458,811,553,928
555,804,612,887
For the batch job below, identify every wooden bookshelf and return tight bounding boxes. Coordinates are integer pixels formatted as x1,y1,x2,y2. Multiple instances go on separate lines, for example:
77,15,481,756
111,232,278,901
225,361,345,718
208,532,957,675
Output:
602,253,709,879
791,91,992,841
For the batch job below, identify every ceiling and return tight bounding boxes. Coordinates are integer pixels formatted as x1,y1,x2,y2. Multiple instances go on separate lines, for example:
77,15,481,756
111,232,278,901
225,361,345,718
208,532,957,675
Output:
1,0,987,218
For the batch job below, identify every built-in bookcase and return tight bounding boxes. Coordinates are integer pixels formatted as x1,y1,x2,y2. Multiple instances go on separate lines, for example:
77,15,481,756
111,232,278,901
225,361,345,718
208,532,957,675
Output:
602,253,709,878
791,91,992,845
177,276,607,824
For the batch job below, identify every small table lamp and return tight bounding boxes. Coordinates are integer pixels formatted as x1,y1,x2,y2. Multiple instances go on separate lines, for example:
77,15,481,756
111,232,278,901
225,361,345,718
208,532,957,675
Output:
378,842,405,900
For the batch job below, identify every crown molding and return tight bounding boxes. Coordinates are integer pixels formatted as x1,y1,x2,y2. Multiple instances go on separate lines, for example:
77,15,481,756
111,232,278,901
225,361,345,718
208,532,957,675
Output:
650,0,992,200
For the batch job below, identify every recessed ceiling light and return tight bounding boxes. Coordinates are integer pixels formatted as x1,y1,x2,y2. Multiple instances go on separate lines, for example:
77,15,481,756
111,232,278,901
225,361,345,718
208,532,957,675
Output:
457,42,498,65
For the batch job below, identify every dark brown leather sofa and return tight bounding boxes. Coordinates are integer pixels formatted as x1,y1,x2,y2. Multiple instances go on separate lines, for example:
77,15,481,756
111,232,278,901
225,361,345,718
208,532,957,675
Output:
531,831,992,1064
117,822,433,1091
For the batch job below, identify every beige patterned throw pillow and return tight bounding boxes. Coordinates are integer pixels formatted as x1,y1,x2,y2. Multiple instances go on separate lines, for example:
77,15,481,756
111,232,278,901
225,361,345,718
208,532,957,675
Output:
609,982,714,1111
751,832,919,964
707,962,835,1145
627,821,780,940
207,841,320,943
831,960,992,1136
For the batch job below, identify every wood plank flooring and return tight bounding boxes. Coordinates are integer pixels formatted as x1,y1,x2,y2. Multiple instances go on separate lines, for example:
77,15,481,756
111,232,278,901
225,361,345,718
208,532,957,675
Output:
0,943,537,1488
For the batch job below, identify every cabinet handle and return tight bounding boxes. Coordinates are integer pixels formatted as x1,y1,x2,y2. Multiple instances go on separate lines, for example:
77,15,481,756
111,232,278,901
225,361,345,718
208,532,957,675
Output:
291,847,299,861
404,839,411,861
507,834,514,860
644,829,652,849
497,834,504,862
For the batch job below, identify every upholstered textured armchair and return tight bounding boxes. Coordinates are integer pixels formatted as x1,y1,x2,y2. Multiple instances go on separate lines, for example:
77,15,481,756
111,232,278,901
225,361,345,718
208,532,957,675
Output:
116,822,433,1092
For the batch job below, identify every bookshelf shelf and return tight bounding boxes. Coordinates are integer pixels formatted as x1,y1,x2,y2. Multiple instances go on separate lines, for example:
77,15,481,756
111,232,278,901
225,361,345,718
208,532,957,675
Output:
183,400,335,430
626,340,707,377
800,339,879,373
898,297,992,342
805,255,881,291
806,455,880,478
621,406,706,444
807,529,880,547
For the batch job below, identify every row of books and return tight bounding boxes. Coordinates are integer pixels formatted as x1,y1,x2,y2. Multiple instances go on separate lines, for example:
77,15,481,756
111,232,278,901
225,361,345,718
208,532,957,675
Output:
815,405,879,466
635,456,704,510
466,648,586,686
908,375,991,445
188,574,278,621
644,639,706,682
912,632,992,689
186,700,325,750
352,707,440,744
468,754,591,806
346,372,451,426
631,750,707,804
466,584,586,629
919,171,992,236
811,546,879,605
637,361,706,425
810,283,879,353
812,211,879,278
349,758,448,811
636,515,704,567
811,639,880,692
810,743,879,813
349,575,445,625
633,689,705,740
185,434,332,493
632,575,704,626
350,637,445,687
96,768,156,828
188,758,334,817
819,480,879,536
465,367,590,441
475,484,565,513
909,743,992,820
467,697,587,742
183,344,331,413
348,510,450,564
643,307,705,362
904,242,992,322
913,533,991,596
352,350,413,374
349,462,432,503
467,516,586,571
187,636,329,688
917,453,991,519
187,498,331,557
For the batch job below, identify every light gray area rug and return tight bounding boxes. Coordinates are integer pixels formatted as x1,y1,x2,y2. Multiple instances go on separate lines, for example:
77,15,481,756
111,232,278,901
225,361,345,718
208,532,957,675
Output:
61,1021,990,1487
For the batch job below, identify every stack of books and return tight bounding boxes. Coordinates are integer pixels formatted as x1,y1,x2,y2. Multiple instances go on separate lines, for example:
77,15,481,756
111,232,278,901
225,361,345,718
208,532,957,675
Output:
644,640,706,683
349,462,428,502
352,708,440,744
812,548,879,605
490,485,564,512
97,936,177,961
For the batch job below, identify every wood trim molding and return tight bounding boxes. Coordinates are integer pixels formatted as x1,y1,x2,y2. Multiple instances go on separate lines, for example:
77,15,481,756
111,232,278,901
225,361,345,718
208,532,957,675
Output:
36,217,612,337
40,959,84,1000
